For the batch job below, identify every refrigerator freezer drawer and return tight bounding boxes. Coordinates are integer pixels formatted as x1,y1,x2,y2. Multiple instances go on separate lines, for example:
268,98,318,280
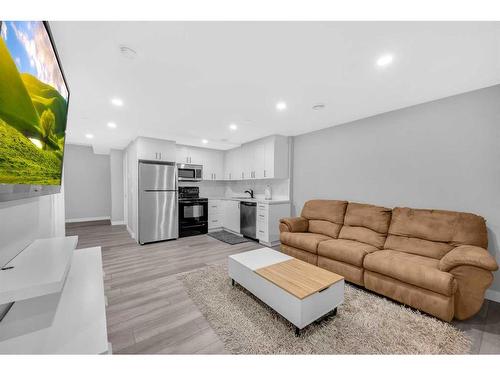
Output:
139,191,178,244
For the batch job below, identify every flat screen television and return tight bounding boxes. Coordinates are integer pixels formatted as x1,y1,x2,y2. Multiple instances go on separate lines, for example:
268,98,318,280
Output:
0,21,69,202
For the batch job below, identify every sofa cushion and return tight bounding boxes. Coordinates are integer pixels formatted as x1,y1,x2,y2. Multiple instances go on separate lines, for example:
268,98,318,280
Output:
318,239,378,267
389,207,487,250
308,220,342,238
338,202,391,249
280,232,332,254
339,226,387,249
343,202,392,233
301,200,348,224
385,235,454,259
363,250,457,296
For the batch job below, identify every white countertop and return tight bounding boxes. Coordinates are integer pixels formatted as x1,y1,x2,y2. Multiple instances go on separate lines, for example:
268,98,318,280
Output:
206,196,290,205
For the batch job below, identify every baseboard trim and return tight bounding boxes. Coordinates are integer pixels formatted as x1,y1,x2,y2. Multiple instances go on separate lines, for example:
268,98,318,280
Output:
485,288,500,303
111,220,125,225
66,216,110,223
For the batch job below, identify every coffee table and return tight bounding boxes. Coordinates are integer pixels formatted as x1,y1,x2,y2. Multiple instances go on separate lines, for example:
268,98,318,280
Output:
228,248,344,336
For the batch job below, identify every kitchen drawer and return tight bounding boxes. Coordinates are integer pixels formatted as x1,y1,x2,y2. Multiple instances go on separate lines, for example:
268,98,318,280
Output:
208,214,223,229
257,211,268,225
257,203,269,212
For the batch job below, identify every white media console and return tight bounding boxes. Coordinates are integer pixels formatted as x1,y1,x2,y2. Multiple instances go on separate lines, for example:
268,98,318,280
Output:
0,237,109,354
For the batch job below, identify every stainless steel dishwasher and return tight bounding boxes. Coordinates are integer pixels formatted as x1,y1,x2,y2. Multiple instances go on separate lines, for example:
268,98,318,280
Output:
240,201,257,239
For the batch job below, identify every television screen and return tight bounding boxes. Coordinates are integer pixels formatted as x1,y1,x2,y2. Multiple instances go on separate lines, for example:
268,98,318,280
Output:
0,21,69,190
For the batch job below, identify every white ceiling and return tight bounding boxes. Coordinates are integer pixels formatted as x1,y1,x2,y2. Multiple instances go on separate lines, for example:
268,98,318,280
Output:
50,21,500,152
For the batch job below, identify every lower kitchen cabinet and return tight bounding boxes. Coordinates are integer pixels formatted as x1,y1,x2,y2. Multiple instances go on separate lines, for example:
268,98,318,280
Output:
256,202,291,246
208,199,290,246
208,199,224,230
223,200,241,234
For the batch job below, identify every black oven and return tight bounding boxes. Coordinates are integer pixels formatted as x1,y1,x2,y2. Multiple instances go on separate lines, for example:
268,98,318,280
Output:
178,187,208,237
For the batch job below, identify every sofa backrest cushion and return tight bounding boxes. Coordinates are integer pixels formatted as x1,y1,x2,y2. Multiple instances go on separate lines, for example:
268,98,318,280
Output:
301,200,348,238
386,207,488,259
338,202,392,249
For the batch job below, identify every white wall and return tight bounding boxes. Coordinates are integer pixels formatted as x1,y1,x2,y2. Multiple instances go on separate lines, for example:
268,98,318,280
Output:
64,144,111,221
292,84,500,294
110,149,124,224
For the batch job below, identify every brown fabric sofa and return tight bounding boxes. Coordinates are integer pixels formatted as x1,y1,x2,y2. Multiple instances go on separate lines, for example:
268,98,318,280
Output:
280,200,499,321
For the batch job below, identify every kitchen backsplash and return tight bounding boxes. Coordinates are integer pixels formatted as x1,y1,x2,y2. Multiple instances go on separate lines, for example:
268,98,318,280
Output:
225,179,290,200
179,179,290,200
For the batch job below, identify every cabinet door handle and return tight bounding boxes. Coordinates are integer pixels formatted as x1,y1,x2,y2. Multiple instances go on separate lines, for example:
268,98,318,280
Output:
212,220,218,223
214,173,216,180
264,170,266,177
259,230,265,233
259,214,265,218
159,152,162,160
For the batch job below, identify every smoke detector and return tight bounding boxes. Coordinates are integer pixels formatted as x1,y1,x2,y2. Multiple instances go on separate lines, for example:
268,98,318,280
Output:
119,45,137,59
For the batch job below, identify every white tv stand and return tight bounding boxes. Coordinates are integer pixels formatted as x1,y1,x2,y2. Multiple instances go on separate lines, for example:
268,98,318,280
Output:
0,237,109,354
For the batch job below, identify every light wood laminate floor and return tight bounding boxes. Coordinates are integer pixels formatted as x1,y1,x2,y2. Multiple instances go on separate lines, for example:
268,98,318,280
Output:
66,221,500,354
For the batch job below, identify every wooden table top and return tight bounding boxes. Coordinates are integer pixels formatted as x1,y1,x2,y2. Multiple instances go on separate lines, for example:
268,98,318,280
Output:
255,258,344,299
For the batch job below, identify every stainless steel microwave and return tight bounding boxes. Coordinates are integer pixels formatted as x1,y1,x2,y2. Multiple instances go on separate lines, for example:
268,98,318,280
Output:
177,164,203,181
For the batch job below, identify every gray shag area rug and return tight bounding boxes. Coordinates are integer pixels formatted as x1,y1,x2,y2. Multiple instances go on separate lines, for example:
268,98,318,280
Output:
208,230,251,245
178,263,471,354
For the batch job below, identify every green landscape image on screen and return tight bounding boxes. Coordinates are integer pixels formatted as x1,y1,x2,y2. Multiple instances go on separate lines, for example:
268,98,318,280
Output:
0,21,68,185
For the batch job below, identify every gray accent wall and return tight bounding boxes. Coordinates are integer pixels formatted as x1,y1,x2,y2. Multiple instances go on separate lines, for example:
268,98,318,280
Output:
292,84,500,294
64,144,111,221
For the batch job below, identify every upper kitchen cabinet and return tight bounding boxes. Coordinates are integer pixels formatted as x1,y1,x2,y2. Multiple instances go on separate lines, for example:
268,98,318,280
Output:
203,148,224,181
176,145,204,165
263,135,289,179
224,147,242,180
175,144,224,180
136,137,176,162
226,135,289,180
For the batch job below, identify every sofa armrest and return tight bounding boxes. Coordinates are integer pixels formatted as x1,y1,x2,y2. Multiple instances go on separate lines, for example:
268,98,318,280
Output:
279,217,309,233
439,245,498,272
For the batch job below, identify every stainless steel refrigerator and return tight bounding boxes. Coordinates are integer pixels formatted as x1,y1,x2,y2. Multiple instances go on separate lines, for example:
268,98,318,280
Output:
138,161,178,244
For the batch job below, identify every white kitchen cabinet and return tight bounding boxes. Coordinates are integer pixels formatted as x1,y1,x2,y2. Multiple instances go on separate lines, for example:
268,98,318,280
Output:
261,135,289,179
256,201,291,246
222,135,289,181
223,200,241,233
208,199,224,230
224,147,242,181
136,137,176,162
203,149,224,181
176,145,204,165
176,145,224,180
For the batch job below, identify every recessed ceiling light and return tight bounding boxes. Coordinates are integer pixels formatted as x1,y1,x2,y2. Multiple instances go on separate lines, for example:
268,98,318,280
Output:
107,122,117,129
111,98,124,107
229,123,238,131
312,103,326,110
202,139,208,144
276,101,287,111
85,133,94,139
376,54,394,67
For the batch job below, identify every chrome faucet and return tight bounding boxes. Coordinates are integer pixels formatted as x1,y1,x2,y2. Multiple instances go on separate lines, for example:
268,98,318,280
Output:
244,189,254,199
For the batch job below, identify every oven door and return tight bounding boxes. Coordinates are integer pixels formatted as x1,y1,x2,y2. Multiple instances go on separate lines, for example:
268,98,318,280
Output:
178,200,208,237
